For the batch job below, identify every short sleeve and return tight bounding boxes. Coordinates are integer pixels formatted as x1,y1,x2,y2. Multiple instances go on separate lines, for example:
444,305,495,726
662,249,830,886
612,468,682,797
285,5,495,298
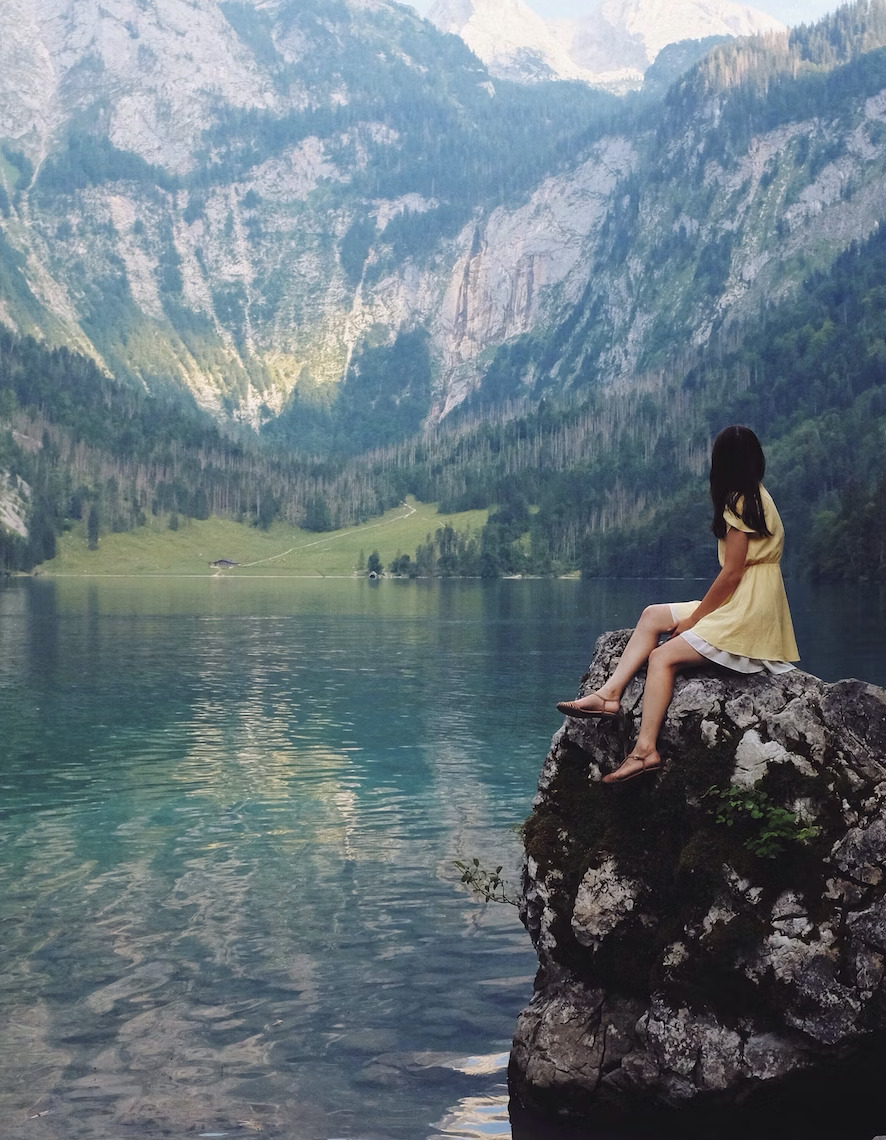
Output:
723,496,755,534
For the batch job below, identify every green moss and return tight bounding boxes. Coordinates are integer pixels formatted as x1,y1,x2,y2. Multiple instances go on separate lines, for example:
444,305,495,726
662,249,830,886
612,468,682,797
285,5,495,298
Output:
675,831,734,902
521,811,564,871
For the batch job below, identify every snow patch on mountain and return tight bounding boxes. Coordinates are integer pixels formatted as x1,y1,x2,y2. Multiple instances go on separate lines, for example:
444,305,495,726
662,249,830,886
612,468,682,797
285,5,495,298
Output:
598,0,784,61
429,0,598,82
429,0,786,88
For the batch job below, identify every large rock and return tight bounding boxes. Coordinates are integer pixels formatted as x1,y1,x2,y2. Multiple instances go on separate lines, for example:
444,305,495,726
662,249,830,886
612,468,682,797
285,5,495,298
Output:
509,629,886,1135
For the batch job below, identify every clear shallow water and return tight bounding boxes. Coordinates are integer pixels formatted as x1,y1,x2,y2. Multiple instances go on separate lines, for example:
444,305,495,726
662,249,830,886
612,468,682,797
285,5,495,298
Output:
0,575,883,1140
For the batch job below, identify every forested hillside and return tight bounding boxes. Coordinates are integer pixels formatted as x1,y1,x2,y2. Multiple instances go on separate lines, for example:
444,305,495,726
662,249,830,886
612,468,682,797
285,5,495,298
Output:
4,210,885,580
325,215,886,583
3,0,886,580
0,339,401,570
454,0,886,410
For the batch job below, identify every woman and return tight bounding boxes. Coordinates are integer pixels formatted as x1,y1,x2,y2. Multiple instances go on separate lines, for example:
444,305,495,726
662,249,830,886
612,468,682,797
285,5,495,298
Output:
557,425,799,784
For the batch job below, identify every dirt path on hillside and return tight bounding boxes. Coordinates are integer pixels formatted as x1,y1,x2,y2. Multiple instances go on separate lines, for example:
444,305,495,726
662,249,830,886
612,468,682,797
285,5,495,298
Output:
215,501,419,574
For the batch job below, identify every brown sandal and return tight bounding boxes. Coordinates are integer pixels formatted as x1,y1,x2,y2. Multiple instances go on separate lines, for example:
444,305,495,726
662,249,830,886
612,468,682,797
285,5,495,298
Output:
602,754,662,784
556,694,620,719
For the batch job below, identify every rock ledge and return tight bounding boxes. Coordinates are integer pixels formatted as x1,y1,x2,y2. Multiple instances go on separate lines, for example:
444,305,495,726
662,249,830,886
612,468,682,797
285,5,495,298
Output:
509,630,886,1135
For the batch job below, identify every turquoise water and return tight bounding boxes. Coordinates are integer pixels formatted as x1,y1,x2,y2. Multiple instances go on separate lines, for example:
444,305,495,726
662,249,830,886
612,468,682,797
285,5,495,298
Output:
0,576,883,1140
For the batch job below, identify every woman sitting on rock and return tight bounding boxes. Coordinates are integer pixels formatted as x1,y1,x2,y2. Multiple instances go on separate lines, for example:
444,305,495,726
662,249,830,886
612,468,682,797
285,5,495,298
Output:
557,424,799,784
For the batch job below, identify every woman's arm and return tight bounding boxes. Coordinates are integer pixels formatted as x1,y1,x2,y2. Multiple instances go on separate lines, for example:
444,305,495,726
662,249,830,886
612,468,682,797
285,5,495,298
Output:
669,527,750,636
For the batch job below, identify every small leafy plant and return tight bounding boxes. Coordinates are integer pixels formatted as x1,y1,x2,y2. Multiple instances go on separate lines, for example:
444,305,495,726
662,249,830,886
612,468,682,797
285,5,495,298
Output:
454,858,518,905
704,785,821,859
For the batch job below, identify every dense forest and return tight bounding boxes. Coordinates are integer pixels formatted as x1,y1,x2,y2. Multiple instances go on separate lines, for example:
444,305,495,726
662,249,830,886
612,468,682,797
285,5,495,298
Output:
0,337,401,571
3,212,886,580
372,219,886,582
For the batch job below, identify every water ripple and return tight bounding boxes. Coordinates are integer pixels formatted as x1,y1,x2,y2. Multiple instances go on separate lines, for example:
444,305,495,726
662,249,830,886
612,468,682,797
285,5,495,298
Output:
0,578,619,1140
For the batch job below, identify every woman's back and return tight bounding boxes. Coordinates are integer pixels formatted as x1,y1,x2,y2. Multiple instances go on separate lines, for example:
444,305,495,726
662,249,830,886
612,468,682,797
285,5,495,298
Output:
717,486,785,567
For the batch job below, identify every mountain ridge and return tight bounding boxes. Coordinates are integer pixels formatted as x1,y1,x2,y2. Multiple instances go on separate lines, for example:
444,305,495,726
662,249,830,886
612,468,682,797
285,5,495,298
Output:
428,0,786,89
1,1,886,497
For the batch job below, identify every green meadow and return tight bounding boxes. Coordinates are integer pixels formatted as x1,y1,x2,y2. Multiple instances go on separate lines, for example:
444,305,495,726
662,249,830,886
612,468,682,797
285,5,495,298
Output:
40,498,488,577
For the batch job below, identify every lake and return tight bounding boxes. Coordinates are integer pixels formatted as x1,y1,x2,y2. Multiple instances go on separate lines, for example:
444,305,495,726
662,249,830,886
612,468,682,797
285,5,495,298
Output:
1,575,884,1140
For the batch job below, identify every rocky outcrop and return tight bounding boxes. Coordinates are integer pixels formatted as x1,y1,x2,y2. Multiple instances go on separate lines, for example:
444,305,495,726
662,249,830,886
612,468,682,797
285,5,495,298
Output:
0,469,30,538
509,629,886,1134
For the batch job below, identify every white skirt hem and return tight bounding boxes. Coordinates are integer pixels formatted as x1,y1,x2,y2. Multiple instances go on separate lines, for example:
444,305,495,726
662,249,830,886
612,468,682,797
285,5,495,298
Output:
669,604,795,675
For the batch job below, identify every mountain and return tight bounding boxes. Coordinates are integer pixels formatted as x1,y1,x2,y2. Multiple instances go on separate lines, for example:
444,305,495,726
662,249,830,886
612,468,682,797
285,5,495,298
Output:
1,0,880,442
4,0,886,579
2,0,880,449
0,0,616,429
427,0,786,89
427,0,600,84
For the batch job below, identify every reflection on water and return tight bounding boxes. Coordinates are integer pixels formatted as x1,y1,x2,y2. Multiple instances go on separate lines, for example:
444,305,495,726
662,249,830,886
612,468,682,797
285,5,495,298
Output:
436,1091,511,1138
0,576,881,1140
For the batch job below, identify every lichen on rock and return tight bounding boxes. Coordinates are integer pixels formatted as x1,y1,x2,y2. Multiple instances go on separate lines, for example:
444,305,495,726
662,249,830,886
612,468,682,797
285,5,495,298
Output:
509,629,886,1134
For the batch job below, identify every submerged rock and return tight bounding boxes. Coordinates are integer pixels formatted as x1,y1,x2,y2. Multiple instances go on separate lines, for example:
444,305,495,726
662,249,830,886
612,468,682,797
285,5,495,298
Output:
509,630,886,1135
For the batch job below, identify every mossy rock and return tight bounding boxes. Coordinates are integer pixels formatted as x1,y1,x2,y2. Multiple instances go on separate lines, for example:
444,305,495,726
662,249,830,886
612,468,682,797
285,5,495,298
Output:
513,630,886,1129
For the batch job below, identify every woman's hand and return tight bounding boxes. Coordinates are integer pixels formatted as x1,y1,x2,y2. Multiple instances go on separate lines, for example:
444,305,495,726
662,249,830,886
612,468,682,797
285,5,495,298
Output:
668,617,695,639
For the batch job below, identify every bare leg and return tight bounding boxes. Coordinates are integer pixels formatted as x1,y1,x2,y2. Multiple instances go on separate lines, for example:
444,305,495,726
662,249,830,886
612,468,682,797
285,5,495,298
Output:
603,635,706,783
598,604,679,701
561,604,677,715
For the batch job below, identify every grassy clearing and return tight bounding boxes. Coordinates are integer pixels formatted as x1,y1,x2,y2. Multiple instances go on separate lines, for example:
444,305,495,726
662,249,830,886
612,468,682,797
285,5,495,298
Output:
40,498,488,577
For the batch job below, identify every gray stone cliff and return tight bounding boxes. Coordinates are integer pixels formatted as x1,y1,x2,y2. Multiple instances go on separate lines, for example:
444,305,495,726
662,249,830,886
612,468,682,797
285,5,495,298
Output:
2,2,886,429
509,629,886,1135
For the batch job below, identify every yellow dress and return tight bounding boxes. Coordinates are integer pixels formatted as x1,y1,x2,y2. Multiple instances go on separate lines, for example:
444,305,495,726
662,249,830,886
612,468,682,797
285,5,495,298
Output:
671,486,799,672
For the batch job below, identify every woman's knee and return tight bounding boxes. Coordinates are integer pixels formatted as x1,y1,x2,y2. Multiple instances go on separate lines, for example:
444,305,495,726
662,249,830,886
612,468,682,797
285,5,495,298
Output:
647,642,667,671
649,638,699,674
638,603,673,632
647,642,679,674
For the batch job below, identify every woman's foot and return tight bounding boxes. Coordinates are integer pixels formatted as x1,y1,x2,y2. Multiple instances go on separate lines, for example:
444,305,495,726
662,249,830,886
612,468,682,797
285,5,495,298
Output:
556,693,621,719
602,751,662,784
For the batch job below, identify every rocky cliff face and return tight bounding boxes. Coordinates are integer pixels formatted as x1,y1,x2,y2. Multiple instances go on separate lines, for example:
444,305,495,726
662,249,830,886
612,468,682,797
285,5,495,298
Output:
429,0,596,85
2,0,628,423
0,470,30,540
510,629,886,1132
1,1,886,438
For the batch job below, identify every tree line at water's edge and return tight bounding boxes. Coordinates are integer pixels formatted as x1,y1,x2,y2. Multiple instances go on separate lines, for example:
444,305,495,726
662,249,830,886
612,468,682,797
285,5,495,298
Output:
3,215,886,581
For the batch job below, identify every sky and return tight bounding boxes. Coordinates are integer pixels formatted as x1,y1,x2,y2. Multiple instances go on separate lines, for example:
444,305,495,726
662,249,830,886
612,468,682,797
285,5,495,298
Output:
407,0,839,28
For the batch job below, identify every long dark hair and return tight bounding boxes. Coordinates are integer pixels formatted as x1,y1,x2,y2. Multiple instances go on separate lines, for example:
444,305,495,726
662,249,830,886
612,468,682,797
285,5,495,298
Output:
709,425,771,539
